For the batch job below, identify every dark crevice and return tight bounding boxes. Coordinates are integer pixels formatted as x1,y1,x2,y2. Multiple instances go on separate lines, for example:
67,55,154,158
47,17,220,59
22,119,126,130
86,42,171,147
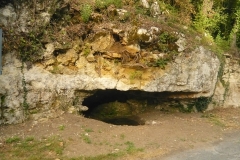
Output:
112,33,121,42
81,89,173,126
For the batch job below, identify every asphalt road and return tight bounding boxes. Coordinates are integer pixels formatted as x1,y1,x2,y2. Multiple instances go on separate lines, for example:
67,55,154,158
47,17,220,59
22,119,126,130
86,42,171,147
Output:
160,132,240,160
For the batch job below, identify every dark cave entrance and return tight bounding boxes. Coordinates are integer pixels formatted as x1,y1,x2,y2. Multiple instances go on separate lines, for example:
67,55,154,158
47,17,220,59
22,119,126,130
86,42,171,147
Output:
82,89,170,126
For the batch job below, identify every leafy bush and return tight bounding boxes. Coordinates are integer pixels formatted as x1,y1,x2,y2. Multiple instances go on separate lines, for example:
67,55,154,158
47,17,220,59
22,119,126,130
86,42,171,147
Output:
81,4,93,23
195,97,211,112
95,0,122,9
215,34,230,51
193,8,227,36
153,58,168,69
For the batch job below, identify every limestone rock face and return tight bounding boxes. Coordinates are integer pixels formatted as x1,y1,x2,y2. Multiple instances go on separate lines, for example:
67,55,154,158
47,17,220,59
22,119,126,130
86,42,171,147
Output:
0,3,224,124
211,57,240,109
57,49,79,66
0,45,220,124
143,47,220,96
0,5,16,26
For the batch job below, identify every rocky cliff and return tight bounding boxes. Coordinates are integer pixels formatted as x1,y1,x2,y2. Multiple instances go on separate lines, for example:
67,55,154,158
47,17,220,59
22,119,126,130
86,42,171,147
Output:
0,0,238,124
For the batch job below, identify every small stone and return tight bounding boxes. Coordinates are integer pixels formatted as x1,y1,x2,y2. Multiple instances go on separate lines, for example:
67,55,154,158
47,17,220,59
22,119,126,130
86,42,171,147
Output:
175,37,186,52
152,121,157,125
86,54,96,62
59,142,64,147
46,143,51,146
150,1,161,17
125,44,140,55
140,0,150,8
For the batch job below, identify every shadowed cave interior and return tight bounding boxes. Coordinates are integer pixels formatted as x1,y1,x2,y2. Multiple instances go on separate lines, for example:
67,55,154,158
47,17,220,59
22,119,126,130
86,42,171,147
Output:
81,89,172,126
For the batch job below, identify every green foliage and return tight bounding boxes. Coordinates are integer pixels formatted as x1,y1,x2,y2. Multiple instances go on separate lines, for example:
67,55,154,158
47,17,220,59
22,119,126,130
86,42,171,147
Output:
173,101,194,113
59,125,65,131
6,136,21,143
95,0,122,9
2,136,64,159
119,12,130,22
171,0,196,24
124,141,143,153
134,1,150,16
129,71,142,80
1,24,44,63
84,128,94,133
120,134,125,140
194,9,227,34
81,4,93,23
159,31,177,44
50,64,61,74
153,58,168,69
195,97,211,112
0,95,6,120
19,32,43,62
95,0,106,9
157,31,178,53
201,113,225,127
81,134,92,144
215,34,230,51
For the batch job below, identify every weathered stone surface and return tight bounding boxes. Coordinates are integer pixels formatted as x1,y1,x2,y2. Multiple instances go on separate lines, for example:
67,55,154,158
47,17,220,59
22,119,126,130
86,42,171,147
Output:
140,0,150,8
57,49,79,65
125,44,141,56
0,3,231,125
0,4,16,26
86,53,96,62
43,43,55,60
0,46,221,123
150,1,161,17
211,57,240,109
103,52,122,59
143,46,220,97
90,32,115,51
175,37,187,52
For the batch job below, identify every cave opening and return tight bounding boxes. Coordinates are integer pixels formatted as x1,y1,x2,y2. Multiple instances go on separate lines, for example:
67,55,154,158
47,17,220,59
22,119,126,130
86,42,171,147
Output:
82,89,170,126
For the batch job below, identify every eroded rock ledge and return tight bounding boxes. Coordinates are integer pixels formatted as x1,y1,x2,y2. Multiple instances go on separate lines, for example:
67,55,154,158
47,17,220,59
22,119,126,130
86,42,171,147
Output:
0,1,223,124
0,45,220,124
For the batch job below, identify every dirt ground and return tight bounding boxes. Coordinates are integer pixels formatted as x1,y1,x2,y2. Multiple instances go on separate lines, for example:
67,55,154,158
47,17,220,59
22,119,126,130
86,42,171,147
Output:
0,107,240,159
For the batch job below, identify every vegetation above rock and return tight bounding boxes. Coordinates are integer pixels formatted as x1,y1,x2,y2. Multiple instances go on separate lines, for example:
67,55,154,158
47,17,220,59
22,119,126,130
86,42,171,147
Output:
1,0,240,64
